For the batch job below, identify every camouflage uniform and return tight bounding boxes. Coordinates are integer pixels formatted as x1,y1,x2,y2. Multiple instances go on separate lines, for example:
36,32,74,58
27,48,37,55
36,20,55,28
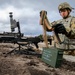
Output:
52,2,75,50
53,16,75,50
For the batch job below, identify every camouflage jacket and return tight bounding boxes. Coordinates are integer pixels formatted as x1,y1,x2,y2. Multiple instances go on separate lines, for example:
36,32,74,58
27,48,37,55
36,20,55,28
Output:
52,16,75,49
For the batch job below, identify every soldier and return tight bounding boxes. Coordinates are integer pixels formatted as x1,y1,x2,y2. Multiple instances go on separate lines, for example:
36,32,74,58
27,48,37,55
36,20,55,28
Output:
55,2,75,55
40,2,75,55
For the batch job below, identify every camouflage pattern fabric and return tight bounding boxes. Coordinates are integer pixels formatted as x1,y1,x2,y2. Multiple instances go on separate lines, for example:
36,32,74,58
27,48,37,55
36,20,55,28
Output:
52,16,75,49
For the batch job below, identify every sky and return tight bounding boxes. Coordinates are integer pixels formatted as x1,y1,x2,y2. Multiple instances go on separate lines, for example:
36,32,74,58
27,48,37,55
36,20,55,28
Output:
0,0,75,36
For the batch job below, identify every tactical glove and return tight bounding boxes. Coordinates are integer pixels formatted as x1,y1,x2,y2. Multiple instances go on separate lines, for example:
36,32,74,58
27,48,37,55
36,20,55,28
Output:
52,24,67,34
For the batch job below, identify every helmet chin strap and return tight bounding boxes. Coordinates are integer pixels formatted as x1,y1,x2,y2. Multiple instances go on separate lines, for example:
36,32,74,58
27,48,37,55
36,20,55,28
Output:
63,16,69,19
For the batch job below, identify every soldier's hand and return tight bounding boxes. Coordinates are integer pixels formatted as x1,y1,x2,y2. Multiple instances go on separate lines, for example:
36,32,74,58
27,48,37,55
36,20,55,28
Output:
40,10,47,17
52,24,67,34
39,10,47,25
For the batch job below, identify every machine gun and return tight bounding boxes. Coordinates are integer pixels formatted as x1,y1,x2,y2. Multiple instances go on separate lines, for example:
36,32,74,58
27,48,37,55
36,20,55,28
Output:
0,12,42,47
0,12,45,56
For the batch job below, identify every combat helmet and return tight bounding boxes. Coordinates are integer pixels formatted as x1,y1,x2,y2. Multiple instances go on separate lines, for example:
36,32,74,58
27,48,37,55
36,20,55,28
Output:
58,2,72,11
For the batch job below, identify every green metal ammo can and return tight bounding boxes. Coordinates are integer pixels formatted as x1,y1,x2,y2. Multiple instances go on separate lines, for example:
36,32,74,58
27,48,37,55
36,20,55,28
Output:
42,47,63,68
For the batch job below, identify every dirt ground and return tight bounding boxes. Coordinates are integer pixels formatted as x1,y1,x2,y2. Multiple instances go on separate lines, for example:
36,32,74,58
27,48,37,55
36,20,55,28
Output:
0,43,75,75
